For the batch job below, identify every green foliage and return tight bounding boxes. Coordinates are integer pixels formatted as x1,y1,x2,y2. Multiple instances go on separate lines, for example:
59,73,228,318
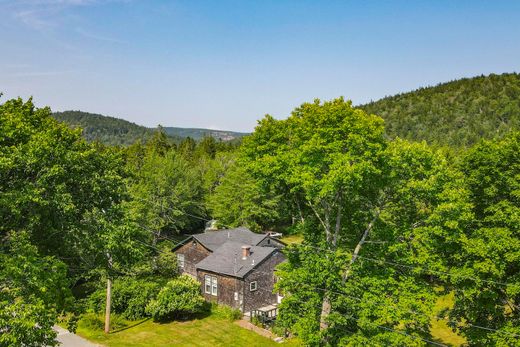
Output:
207,162,282,231
210,303,243,321
243,98,459,345
419,132,520,346
0,232,72,347
127,148,206,235
0,97,143,273
361,72,520,147
88,277,164,320
52,111,182,146
52,110,246,146
146,275,206,321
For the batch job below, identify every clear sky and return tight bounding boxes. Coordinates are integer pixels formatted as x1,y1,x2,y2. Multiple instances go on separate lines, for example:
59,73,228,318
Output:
1,0,519,132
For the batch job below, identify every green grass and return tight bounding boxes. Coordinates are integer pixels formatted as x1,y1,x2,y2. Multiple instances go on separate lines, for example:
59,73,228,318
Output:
430,291,467,346
76,314,302,347
281,234,303,245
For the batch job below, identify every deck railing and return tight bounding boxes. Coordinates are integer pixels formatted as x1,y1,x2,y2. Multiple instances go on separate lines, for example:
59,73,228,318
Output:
250,307,278,325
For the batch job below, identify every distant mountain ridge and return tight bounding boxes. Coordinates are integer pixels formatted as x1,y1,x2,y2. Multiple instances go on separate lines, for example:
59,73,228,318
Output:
162,127,248,142
53,73,520,147
52,111,247,146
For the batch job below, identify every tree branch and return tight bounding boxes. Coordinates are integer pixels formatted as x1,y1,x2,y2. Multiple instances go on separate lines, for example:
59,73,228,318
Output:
342,208,381,284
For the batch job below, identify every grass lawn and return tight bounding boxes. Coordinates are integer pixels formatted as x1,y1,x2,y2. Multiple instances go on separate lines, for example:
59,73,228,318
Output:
430,291,467,346
76,315,302,347
281,234,303,245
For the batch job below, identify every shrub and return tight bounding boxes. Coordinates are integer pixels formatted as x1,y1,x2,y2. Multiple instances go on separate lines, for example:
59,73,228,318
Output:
145,275,205,321
211,303,242,321
88,277,163,320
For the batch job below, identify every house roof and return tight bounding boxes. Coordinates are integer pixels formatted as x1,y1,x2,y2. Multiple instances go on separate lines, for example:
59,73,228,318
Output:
195,241,278,278
191,227,267,252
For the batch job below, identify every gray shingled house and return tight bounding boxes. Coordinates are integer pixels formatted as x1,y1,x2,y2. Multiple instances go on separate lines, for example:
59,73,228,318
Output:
172,227,285,312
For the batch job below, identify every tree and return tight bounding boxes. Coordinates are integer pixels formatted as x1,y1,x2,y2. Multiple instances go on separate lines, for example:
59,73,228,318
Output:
420,132,520,346
242,98,387,332
0,97,146,344
127,149,205,244
0,98,132,272
145,275,206,321
274,139,454,345
207,161,281,231
0,232,71,347
243,98,458,345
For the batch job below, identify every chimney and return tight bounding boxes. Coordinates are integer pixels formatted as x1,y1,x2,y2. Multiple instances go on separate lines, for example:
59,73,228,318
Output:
242,245,251,259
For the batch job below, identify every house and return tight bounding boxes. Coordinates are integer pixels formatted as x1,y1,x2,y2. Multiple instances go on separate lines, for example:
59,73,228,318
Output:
172,227,285,312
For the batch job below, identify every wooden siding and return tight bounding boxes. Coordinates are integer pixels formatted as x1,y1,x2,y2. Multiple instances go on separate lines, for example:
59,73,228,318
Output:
242,251,285,312
197,270,243,310
175,239,211,277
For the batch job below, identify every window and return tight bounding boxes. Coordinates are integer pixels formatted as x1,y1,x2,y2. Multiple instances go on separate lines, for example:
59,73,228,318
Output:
177,253,185,268
205,275,218,296
250,281,257,292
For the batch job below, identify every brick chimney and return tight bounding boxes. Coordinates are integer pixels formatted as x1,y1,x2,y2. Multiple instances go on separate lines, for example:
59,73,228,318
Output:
242,245,251,259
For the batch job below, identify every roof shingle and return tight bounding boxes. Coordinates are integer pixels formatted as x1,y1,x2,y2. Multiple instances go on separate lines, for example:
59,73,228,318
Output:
195,242,277,278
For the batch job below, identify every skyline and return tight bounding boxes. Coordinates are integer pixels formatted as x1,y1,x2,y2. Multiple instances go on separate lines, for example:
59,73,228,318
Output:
1,0,520,132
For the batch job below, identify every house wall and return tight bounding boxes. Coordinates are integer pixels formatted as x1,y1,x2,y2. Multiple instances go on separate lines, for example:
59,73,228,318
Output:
197,270,243,310
175,239,211,277
242,251,286,312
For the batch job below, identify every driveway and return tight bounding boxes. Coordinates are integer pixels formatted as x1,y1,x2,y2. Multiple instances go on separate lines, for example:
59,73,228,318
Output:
54,326,100,347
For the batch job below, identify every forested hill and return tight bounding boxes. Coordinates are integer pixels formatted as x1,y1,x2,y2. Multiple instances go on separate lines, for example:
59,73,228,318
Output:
360,72,520,147
54,73,520,147
52,111,245,146
52,111,164,146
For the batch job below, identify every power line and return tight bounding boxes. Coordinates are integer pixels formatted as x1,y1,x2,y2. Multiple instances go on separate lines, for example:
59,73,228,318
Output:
144,237,520,339
132,196,519,338
134,194,511,288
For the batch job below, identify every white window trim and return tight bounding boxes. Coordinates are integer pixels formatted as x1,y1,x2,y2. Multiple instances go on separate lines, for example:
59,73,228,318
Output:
205,275,218,296
250,281,257,292
177,253,185,268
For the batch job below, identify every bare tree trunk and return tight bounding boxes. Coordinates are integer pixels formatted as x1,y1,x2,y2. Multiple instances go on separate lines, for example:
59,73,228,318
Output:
295,198,305,223
342,211,380,285
319,295,332,330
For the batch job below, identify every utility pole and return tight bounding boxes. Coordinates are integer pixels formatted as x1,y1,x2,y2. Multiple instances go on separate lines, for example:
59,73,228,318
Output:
104,253,113,334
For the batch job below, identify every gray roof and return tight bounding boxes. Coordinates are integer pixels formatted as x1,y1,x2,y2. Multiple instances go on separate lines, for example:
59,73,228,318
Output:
192,227,267,251
195,241,277,278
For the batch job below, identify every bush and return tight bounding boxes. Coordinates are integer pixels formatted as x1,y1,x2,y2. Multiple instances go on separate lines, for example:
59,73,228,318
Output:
88,277,163,320
145,275,205,321
211,303,242,321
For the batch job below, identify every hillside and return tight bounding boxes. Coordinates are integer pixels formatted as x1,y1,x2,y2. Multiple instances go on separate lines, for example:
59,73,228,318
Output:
162,127,247,141
51,111,246,146
53,73,520,148
52,111,162,146
360,72,520,147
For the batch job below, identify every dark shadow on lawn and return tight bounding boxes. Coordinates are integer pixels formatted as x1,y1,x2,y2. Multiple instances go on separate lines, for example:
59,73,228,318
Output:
154,303,213,325
110,317,151,333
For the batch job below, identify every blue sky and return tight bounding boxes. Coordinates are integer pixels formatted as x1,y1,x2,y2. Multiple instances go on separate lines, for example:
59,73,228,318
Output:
1,0,519,131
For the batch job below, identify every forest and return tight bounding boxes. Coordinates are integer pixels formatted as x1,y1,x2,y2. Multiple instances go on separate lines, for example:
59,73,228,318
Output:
1,85,519,346
54,73,520,149
52,110,247,146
